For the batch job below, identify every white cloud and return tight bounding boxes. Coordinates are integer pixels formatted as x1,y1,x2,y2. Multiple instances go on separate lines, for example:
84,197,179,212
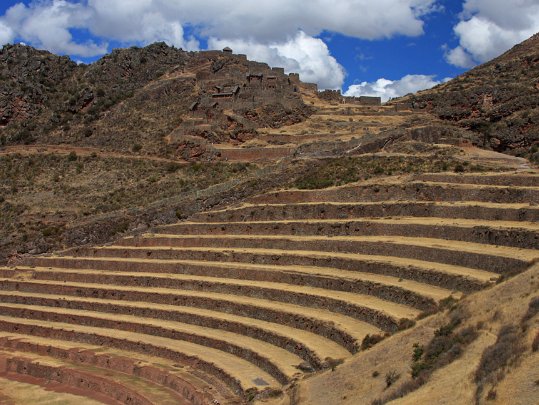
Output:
446,0,539,67
1,1,107,57
344,74,448,102
86,0,199,50
445,45,475,68
0,20,14,46
209,31,345,89
155,0,438,42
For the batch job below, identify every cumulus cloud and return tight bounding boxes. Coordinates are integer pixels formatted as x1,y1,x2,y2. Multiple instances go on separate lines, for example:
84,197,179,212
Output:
154,0,438,42
444,45,475,69
344,74,448,102
1,1,107,57
446,0,539,68
0,0,439,87
209,31,345,89
0,20,14,46
86,0,199,50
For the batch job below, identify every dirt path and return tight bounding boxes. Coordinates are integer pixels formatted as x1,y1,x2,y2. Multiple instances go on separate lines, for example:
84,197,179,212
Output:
0,144,188,164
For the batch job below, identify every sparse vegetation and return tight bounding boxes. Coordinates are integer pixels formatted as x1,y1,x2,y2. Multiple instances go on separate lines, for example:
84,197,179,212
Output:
361,334,386,350
294,153,489,190
475,325,526,402
0,35,538,405
385,370,400,388
0,153,255,261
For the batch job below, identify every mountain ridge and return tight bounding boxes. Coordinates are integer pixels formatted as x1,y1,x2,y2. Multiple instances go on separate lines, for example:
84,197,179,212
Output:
396,33,539,162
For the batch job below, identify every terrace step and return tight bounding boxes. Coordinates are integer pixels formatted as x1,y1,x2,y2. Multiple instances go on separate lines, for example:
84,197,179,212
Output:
113,234,536,273
0,349,183,405
0,314,282,393
45,248,497,293
0,376,105,405
413,172,539,187
0,276,380,353
195,201,539,223
0,290,351,364
248,181,539,204
28,253,453,309
0,333,222,405
0,303,303,385
1,266,420,331
159,217,539,249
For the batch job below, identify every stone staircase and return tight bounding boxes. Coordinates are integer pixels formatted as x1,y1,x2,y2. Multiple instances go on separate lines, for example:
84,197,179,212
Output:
0,171,538,404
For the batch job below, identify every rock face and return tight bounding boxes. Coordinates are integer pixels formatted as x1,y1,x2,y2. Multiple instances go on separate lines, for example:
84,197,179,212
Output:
0,43,313,159
399,33,539,161
0,45,77,135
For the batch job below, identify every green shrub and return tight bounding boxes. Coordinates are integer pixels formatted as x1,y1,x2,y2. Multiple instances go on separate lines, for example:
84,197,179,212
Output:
412,343,424,362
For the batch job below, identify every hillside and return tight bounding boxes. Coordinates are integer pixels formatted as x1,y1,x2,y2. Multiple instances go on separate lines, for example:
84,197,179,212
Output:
0,43,313,159
396,33,539,162
0,35,538,405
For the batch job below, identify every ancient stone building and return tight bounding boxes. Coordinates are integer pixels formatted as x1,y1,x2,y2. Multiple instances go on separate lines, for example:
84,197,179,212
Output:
174,50,311,140
318,90,381,106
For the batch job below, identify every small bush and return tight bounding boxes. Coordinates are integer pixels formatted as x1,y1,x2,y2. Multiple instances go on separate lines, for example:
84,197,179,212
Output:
361,334,385,350
385,370,400,388
132,143,142,153
454,163,465,173
166,163,181,173
41,226,60,237
522,296,539,322
398,318,416,330
532,332,539,352
439,296,458,311
412,343,424,362
67,151,77,161
487,389,497,400
326,357,344,371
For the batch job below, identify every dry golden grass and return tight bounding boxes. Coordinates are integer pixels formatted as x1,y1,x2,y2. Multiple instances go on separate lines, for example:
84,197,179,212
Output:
294,264,539,405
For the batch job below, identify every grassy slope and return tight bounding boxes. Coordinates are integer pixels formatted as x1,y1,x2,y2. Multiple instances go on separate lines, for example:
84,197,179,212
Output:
294,264,539,405
0,152,253,262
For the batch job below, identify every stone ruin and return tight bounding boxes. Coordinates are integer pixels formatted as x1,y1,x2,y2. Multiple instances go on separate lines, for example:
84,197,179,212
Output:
174,47,319,148
318,89,382,106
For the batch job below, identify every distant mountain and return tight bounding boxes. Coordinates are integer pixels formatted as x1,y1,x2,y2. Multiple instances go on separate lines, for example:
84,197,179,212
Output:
0,42,313,160
398,33,539,162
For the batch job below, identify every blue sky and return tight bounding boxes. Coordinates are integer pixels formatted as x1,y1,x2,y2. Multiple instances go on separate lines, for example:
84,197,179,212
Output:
324,1,465,88
1,1,538,101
